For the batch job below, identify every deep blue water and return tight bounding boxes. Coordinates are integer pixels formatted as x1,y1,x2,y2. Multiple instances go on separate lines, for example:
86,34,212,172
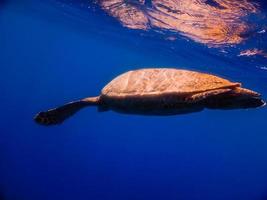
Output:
1,1,267,200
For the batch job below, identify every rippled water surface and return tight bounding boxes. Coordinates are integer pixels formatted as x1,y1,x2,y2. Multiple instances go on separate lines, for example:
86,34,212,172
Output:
1,0,267,200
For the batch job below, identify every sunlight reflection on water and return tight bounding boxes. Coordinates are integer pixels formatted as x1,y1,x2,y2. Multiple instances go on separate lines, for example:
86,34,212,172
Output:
97,0,260,47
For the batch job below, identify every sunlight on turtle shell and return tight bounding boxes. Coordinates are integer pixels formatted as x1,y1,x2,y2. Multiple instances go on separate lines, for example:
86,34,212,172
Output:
98,0,258,47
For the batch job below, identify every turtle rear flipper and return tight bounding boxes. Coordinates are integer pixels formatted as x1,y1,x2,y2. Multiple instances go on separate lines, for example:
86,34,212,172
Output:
34,97,99,126
204,88,265,109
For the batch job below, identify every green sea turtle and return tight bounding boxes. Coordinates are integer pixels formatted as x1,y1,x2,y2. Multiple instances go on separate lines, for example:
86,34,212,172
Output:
34,68,265,125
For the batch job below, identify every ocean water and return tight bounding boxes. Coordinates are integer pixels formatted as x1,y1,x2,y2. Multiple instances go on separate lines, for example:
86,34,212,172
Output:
1,0,267,200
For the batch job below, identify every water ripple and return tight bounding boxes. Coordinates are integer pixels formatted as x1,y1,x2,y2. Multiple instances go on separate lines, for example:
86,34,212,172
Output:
98,0,260,47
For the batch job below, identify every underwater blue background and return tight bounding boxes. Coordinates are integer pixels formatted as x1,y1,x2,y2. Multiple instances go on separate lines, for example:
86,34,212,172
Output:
1,0,267,199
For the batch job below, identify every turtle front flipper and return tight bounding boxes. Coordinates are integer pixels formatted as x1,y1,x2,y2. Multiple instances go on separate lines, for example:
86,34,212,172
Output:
34,97,99,126
186,88,232,103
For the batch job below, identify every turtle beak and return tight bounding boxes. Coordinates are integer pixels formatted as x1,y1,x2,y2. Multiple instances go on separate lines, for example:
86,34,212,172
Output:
34,112,51,125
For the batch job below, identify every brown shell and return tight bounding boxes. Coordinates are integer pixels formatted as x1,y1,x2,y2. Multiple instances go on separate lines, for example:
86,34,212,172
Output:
101,68,241,99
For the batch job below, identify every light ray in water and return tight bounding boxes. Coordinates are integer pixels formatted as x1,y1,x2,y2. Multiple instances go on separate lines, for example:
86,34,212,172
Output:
98,0,259,47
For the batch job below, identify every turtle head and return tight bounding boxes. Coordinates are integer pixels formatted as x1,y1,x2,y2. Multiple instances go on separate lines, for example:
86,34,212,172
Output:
34,110,65,126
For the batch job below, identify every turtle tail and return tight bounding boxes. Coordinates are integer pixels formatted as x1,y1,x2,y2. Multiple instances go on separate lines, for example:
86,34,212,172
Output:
34,96,99,126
